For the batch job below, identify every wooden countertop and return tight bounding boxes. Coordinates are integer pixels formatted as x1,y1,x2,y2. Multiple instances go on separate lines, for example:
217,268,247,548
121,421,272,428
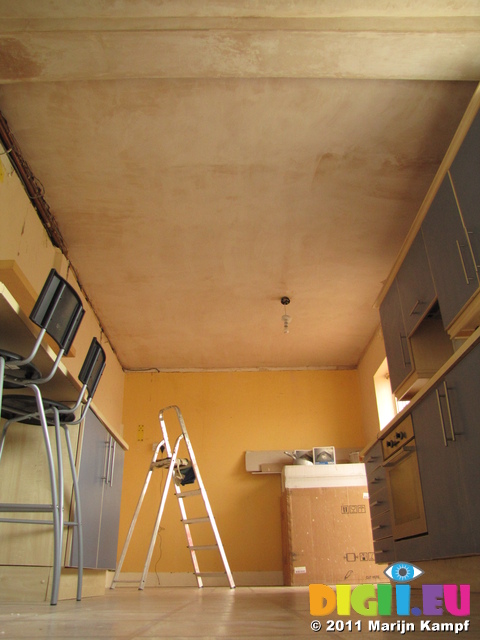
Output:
1,281,128,449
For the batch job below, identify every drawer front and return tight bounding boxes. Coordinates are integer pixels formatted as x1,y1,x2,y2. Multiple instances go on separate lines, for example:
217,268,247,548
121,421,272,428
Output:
364,442,383,478
367,463,386,487
373,537,395,564
371,509,393,541
368,484,390,517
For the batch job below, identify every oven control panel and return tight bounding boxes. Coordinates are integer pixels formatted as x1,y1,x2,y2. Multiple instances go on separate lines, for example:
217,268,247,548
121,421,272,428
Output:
381,414,414,460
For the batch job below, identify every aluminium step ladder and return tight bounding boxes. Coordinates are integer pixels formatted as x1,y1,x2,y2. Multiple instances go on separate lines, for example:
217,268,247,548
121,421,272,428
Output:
111,405,235,590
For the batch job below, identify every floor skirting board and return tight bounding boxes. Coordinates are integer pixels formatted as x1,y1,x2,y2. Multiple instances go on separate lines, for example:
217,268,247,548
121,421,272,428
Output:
0,566,107,602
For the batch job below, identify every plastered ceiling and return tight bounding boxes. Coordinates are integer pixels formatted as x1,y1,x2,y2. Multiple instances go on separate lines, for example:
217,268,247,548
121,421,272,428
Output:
0,2,479,371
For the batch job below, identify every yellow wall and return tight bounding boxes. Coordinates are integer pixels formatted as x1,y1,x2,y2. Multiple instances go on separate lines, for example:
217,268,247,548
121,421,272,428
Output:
0,144,125,433
119,369,365,575
357,325,386,444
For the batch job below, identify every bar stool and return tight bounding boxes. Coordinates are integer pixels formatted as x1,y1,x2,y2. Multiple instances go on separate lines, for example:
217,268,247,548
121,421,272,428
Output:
0,269,85,604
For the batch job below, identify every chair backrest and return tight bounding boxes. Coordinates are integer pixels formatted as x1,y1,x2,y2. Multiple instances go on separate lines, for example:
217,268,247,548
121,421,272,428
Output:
29,269,85,353
78,337,106,399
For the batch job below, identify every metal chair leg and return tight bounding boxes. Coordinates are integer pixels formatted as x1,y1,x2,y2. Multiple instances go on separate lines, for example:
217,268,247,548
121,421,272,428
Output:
63,423,83,601
31,387,62,606
0,355,5,418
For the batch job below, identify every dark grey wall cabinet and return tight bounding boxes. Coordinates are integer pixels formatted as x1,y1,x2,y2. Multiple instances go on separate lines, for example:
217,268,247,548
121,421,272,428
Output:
422,175,479,329
379,241,452,400
379,105,480,398
379,282,413,393
70,410,124,570
370,97,480,566
395,233,436,337
449,109,480,272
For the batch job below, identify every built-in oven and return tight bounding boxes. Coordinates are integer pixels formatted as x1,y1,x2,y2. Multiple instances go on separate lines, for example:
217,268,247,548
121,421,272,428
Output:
382,415,427,541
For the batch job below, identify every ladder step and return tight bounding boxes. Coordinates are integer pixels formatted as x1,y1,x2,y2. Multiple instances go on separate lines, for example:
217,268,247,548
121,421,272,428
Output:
176,489,202,498
153,457,190,469
194,572,227,578
182,517,210,524
188,544,218,551
153,458,171,468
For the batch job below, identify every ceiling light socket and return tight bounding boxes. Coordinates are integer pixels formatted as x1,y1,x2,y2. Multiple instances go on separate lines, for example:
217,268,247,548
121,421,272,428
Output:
281,297,291,333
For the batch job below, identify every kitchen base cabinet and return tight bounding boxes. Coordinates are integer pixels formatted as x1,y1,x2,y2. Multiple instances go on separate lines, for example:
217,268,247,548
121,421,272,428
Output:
70,410,124,570
411,339,480,559
364,442,394,564
364,331,480,564
439,340,480,547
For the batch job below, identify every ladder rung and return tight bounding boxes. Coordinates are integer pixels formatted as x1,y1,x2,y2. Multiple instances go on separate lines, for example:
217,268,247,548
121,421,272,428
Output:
182,517,210,524
188,544,218,550
0,518,54,525
194,572,227,577
176,489,202,498
0,504,54,513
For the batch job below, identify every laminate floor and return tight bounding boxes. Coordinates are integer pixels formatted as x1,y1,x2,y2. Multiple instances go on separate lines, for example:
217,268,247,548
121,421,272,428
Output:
0,586,477,639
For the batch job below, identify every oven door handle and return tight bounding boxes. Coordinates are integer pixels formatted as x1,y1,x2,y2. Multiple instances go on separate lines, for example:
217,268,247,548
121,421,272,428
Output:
383,444,416,467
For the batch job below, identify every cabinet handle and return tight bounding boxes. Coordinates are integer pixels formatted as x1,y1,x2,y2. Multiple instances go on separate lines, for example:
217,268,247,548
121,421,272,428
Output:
435,382,456,446
456,240,474,285
372,524,384,531
399,335,411,366
103,437,112,483
409,299,424,316
109,440,116,486
435,388,448,447
442,381,456,442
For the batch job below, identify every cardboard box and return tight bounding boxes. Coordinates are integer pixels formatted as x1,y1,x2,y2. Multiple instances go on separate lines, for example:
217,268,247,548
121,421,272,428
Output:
281,486,388,586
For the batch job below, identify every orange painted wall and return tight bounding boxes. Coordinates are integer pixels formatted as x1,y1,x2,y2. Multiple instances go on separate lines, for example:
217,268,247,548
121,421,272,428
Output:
0,154,125,432
119,369,364,575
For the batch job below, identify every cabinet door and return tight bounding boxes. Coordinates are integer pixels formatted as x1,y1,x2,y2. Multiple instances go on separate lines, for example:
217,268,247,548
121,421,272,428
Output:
97,439,124,569
395,233,436,337
422,176,479,328
70,411,124,569
379,282,412,392
449,109,480,272
412,363,477,557
70,410,105,568
441,341,480,552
